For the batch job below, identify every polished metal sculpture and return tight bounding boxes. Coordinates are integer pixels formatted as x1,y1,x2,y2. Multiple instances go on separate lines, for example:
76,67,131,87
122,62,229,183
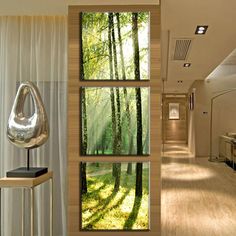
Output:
7,81,49,149
6,81,49,177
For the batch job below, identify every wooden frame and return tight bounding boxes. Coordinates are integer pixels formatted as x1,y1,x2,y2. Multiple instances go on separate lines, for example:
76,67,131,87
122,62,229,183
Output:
68,5,161,236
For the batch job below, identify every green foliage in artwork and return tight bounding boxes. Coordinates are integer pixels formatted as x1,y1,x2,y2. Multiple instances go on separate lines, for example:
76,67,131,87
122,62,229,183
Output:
81,12,149,80
82,163,149,230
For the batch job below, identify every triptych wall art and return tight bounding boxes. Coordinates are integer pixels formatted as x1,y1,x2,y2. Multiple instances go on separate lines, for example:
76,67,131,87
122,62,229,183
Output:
79,11,151,231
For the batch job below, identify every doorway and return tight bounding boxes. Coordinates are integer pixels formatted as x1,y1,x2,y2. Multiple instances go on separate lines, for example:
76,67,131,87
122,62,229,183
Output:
162,94,188,144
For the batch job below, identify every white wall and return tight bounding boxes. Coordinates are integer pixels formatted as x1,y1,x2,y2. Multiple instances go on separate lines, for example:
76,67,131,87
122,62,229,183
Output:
0,0,159,15
188,72,236,157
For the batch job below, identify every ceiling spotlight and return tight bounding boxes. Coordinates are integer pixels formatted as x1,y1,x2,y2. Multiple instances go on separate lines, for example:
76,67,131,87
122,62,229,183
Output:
195,25,208,35
198,26,205,31
183,63,191,67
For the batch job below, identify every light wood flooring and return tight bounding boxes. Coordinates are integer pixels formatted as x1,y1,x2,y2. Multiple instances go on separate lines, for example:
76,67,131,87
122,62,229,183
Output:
161,144,236,236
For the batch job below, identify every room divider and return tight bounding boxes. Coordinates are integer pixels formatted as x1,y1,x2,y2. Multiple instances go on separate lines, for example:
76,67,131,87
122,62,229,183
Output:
68,5,161,236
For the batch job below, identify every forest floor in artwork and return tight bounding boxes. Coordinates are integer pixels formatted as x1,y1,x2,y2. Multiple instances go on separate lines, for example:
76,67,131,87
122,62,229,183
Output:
82,164,149,230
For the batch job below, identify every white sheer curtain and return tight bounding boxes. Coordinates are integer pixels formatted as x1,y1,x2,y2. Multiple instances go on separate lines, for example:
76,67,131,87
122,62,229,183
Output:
0,16,67,236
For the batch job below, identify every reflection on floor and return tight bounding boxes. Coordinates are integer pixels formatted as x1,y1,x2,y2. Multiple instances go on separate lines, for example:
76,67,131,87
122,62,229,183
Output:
162,144,236,236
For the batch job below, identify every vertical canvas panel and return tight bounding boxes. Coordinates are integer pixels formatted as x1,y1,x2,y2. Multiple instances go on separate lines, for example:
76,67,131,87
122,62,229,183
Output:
81,87,150,155
81,162,150,230
81,12,150,80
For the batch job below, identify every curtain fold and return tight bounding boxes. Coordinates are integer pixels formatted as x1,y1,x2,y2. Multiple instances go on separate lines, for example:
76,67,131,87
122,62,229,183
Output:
0,16,67,236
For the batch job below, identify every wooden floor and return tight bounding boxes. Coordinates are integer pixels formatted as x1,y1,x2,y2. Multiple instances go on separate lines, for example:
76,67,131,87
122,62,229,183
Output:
161,144,236,236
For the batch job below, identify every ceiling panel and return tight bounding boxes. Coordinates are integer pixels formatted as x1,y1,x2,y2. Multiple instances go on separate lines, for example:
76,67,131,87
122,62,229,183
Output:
0,0,160,15
161,0,236,93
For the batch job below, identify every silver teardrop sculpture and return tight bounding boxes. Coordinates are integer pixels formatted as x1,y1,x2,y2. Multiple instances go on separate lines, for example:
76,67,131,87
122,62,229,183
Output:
7,81,49,149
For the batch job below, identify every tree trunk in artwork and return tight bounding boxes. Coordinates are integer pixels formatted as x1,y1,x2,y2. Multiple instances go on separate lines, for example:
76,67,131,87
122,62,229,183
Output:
132,13,141,81
110,13,122,187
80,13,84,80
81,87,88,194
132,13,143,197
115,88,122,154
111,13,122,154
110,89,117,155
111,13,119,82
108,13,117,155
127,163,132,175
135,162,143,197
108,13,118,177
81,88,88,155
116,13,127,81
81,162,87,194
135,87,143,154
101,131,106,155
114,163,121,192
132,12,143,155
127,135,134,174
112,163,116,177
116,13,133,162
113,163,117,186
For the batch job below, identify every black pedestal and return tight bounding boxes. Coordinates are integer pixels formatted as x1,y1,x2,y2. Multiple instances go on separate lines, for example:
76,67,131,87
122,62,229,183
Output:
7,167,48,178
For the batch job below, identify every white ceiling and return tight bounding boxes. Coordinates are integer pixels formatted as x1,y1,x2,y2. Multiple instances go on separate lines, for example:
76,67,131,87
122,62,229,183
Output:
221,49,236,65
0,0,159,15
206,49,236,80
161,0,236,93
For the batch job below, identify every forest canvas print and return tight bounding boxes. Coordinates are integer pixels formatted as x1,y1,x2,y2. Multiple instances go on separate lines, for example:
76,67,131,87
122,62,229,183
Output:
81,162,150,230
81,12,150,80
81,87,150,155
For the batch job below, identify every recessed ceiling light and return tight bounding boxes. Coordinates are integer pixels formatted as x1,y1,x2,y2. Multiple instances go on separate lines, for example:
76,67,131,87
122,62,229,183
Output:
183,63,191,67
195,25,208,35
198,26,205,31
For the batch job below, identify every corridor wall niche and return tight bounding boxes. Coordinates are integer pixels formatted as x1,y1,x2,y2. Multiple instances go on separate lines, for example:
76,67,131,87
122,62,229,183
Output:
68,5,161,236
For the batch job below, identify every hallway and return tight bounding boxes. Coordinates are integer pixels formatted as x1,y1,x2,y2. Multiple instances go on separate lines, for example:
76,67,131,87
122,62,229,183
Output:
161,144,236,236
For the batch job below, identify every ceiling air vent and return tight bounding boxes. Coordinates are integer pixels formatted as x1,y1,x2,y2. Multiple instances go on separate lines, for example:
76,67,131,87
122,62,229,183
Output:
173,39,192,60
